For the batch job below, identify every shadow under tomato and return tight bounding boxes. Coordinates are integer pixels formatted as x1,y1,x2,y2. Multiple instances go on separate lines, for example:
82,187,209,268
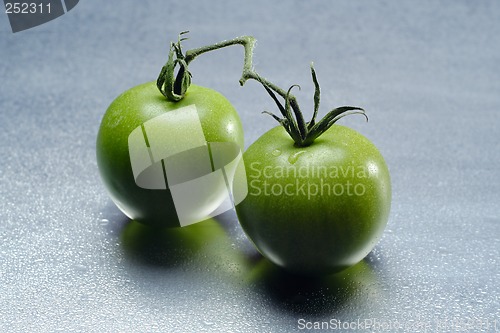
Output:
246,258,379,316
120,218,228,268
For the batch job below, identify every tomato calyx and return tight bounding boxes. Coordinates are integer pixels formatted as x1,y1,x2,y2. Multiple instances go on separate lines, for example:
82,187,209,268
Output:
156,32,258,102
261,64,367,147
157,31,192,102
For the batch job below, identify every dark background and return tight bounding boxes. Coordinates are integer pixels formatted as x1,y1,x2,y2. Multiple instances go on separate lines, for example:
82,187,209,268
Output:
1,1,498,332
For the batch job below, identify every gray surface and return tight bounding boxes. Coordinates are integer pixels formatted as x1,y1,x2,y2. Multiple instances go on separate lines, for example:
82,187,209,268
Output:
1,1,499,332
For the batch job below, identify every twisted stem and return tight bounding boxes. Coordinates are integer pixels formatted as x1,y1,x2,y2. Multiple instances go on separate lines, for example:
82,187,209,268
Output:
157,32,365,147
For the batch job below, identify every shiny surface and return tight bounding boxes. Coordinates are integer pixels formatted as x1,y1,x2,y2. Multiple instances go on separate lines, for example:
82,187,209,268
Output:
1,1,499,332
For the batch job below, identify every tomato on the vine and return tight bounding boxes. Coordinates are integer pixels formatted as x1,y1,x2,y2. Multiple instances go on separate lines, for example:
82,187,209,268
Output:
235,66,391,275
97,82,244,227
96,32,251,228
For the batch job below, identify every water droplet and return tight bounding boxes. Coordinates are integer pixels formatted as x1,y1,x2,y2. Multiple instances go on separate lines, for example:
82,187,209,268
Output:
271,149,281,156
288,151,306,164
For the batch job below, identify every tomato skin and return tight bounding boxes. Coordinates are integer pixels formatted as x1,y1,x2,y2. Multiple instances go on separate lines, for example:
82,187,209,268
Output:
96,82,244,227
235,125,391,275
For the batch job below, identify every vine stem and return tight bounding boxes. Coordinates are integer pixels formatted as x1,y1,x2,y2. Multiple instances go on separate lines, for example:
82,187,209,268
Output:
157,33,366,147
160,35,307,140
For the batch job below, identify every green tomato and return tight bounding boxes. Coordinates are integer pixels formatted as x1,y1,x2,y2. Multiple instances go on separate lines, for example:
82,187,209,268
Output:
97,82,244,227
235,124,391,275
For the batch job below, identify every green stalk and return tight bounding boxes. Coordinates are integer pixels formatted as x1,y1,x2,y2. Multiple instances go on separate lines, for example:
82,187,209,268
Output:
156,32,365,147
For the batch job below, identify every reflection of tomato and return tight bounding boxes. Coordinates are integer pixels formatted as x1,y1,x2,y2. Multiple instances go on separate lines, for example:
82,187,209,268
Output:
97,82,244,227
121,218,253,279
236,124,391,275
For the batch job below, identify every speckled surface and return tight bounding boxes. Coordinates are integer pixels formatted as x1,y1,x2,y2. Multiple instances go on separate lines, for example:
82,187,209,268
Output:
1,1,499,332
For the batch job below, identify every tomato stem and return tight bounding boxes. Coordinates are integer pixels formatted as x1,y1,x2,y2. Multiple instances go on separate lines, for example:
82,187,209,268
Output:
257,64,367,147
157,33,307,136
156,32,366,146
